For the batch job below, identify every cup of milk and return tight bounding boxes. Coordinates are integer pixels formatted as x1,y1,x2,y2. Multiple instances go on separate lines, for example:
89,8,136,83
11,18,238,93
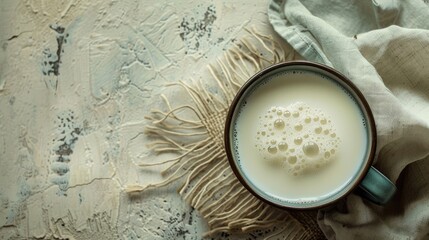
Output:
224,61,396,209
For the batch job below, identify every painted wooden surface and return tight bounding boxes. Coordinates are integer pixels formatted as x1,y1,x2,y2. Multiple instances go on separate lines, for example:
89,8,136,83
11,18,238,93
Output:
0,0,287,239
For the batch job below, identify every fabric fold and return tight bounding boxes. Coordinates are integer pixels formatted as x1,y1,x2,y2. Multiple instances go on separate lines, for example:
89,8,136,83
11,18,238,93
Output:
268,0,429,239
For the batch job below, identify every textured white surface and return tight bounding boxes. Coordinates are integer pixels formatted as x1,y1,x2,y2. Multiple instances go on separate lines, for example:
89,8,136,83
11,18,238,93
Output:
0,0,288,239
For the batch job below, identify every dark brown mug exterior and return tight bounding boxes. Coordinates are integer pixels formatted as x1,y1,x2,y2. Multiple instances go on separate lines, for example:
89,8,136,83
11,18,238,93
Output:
224,60,377,210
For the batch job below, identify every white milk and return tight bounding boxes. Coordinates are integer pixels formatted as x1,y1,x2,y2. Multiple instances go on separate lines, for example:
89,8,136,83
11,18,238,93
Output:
232,69,369,205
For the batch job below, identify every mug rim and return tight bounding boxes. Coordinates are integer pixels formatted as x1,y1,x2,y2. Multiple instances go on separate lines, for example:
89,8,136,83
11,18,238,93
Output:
224,60,377,210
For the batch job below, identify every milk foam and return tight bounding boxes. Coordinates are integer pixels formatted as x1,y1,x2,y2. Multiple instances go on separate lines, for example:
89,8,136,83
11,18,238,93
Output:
255,102,341,175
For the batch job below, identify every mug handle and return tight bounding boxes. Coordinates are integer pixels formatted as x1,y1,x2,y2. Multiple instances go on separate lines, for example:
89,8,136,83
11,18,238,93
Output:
357,166,397,205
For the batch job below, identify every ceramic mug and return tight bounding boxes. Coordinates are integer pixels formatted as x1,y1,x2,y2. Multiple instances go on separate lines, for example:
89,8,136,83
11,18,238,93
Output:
224,61,396,210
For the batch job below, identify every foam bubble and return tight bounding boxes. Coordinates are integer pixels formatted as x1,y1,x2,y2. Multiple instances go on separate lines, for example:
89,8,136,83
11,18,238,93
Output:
302,141,319,156
294,137,303,145
284,110,291,117
324,151,331,158
254,102,341,175
274,119,285,129
278,142,288,151
294,124,303,131
292,111,300,118
304,117,311,123
288,156,297,164
267,146,277,154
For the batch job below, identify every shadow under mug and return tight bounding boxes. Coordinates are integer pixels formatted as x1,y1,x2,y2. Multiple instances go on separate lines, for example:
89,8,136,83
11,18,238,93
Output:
224,61,397,210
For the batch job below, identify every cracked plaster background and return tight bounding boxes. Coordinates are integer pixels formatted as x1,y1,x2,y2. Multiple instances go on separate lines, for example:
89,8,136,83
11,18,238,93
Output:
0,0,286,239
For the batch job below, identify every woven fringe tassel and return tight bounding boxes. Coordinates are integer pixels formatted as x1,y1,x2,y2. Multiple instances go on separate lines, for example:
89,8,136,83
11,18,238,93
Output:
126,28,324,239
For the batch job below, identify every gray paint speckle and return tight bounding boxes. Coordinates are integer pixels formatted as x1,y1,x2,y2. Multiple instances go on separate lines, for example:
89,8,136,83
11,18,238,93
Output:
51,110,81,194
179,5,217,54
42,25,68,77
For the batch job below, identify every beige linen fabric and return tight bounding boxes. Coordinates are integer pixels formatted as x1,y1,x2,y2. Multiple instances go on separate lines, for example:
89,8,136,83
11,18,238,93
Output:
268,0,429,239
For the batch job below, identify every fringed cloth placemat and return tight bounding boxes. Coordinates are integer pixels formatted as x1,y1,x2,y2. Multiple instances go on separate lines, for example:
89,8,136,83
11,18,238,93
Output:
126,29,327,240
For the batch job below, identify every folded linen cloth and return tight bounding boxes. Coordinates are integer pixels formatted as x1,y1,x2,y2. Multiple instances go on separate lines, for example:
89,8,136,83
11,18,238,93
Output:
268,0,429,239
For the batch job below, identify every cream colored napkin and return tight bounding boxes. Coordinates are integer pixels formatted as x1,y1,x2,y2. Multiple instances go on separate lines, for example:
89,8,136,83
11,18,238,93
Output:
268,0,429,239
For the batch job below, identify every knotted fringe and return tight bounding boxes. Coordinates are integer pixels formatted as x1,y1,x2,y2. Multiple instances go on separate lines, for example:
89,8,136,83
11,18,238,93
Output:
126,28,326,239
